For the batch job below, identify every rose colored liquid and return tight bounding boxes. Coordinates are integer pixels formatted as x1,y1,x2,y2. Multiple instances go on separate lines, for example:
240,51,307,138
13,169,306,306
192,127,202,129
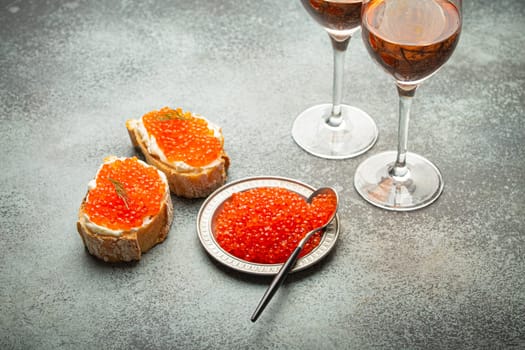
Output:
362,0,461,83
301,0,363,38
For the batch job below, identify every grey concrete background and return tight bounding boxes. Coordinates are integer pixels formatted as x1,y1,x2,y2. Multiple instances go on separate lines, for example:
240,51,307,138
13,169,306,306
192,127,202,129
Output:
1,0,524,349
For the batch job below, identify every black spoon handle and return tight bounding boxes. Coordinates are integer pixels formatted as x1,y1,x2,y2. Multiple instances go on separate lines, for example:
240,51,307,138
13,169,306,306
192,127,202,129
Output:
250,246,303,322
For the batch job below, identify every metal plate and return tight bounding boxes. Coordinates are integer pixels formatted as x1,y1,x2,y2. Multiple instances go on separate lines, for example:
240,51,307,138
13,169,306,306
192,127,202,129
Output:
196,176,340,275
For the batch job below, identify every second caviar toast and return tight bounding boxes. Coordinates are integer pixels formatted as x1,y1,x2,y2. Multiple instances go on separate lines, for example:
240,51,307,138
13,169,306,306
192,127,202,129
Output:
126,107,230,198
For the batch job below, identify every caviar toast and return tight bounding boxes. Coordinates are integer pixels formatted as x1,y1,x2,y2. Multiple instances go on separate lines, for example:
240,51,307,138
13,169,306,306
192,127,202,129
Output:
126,107,230,198
77,156,173,262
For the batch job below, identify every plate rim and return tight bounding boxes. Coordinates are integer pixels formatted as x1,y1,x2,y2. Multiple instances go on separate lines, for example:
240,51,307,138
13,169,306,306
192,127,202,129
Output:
196,176,340,275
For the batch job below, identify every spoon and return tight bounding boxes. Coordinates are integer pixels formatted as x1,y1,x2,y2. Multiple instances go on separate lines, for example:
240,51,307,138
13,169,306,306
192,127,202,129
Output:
250,187,339,322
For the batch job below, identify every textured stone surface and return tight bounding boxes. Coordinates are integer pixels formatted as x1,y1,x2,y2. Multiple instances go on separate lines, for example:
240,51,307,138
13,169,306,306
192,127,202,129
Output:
1,0,524,349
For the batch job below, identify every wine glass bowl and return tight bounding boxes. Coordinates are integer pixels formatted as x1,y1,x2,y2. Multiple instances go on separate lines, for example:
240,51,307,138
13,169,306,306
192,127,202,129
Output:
293,0,378,159
354,0,462,211
361,0,461,85
301,0,363,39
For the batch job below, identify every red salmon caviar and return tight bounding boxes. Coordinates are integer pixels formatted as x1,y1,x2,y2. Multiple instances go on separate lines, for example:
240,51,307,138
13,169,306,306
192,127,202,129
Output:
142,107,223,167
215,187,337,264
84,157,167,231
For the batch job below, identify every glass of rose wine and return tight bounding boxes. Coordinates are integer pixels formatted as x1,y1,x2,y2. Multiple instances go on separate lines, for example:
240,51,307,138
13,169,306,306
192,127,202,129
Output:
292,0,378,159
354,0,462,210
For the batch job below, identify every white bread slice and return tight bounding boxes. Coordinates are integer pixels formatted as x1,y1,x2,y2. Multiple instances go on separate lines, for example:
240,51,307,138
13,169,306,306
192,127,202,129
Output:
77,158,174,263
126,118,230,199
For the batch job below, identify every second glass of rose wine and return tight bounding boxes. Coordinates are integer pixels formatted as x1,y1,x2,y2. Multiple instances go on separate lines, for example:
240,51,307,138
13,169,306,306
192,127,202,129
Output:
292,0,378,159
354,0,462,210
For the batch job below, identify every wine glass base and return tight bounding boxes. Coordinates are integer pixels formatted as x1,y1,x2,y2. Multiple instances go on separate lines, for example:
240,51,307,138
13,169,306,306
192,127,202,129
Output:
291,104,378,159
354,151,444,211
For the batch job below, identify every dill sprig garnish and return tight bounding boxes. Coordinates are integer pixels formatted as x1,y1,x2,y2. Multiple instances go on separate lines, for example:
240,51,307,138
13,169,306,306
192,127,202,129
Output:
108,177,130,209
157,108,191,121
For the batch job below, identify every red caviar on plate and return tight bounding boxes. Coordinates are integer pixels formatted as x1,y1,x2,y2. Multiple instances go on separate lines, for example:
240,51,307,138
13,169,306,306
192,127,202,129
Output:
84,157,166,231
141,107,223,167
214,187,337,264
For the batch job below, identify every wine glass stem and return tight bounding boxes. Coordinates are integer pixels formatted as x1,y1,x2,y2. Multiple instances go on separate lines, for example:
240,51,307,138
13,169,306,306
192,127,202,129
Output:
391,84,417,178
327,36,351,127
